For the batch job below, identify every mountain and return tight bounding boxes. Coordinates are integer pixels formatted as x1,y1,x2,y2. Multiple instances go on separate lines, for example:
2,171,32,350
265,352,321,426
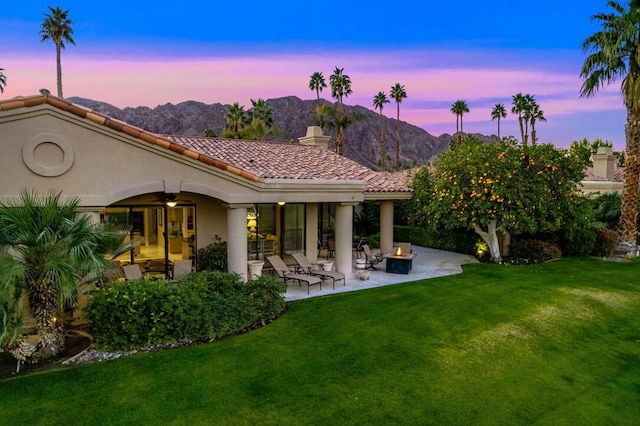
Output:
68,96,492,168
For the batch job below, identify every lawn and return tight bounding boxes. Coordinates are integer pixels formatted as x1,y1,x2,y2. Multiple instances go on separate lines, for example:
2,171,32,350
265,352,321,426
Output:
1,258,639,425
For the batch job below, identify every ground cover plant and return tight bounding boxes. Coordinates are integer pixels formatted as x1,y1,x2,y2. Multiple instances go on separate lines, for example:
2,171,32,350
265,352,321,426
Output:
0,258,639,424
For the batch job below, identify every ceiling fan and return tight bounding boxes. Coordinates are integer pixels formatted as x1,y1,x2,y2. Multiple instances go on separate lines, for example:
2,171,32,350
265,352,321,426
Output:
152,193,193,207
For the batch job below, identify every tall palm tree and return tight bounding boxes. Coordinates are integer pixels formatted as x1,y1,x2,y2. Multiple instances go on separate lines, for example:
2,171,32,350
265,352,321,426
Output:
390,83,407,170
373,91,390,170
308,71,327,109
0,68,6,93
450,100,470,133
581,0,640,247
329,67,353,155
40,6,75,98
491,103,507,139
225,103,247,139
511,93,529,146
528,101,546,146
0,190,126,361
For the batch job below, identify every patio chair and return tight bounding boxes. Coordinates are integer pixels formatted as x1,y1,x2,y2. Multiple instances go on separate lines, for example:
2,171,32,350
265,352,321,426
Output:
362,244,384,270
327,239,336,258
122,264,143,281
291,253,345,289
266,255,322,294
172,259,193,282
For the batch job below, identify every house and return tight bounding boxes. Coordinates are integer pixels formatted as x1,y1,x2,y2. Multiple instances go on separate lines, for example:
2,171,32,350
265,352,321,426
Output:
581,146,625,195
0,94,412,280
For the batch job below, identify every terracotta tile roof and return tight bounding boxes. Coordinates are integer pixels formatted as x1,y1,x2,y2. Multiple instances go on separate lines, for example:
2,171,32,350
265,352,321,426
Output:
0,95,410,193
167,136,411,193
584,166,625,182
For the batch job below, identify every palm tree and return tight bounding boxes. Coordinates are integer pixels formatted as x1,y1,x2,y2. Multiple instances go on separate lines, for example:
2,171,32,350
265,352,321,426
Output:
248,98,274,140
329,67,353,155
0,190,126,362
528,101,546,146
390,83,407,170
0,68,6,93
511,93,529,146
40,6,75,98
309,71,327,109
224,103,247,139
450,100,470,133
580,0,640,247
491,103,507,139
373,91,390,170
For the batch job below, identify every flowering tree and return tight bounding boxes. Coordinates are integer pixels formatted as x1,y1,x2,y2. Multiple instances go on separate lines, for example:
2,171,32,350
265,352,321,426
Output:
410,136,586,261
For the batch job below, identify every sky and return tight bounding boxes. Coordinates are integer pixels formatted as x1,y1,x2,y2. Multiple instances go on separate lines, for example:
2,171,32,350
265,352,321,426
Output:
1,1,628,150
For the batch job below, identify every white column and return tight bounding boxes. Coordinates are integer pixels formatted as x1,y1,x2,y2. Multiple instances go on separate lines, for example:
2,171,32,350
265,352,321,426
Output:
380,200,394,255
77,207,103,225
226,204,250,281
305,202,319,262
335,202,356,276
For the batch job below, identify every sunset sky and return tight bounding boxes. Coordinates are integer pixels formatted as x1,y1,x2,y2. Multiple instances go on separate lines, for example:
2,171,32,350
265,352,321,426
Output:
2,1,627,149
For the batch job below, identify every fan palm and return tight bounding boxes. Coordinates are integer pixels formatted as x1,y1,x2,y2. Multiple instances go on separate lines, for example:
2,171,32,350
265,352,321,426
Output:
0,68,6,93
40,6,75,98
329,67,353,155
490,103,507,139
450,100,470,133
528,101,546,146
0,190,127,362
309,71,327,109
511,93,528,146
390,83,407,170
248,98,274,140
580,0,640,245
224,103,247,139
373,91,390,170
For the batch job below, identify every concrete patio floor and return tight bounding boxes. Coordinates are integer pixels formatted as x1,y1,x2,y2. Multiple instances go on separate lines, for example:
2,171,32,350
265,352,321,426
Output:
285,245,478,302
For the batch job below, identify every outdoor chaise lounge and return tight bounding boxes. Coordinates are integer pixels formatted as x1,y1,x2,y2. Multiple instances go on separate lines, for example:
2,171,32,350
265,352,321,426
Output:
266,255,323,294
171,259,193,282
122,264,143,280
362,244,384,269
291,253,346,289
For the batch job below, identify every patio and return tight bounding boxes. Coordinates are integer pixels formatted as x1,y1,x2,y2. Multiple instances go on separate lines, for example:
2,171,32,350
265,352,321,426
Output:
285,245,478,301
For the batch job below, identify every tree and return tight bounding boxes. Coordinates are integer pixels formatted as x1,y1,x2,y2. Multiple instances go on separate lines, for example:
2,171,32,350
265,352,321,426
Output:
390,83,407,170
0,68,6,93
511,93,528,146
409,136,586,261
329,67,353,155
223,102,247,139
490,103,507,139
450,100,470,133
569,138,613,168
528,100,546,145
40,6,75,98
309,71,327,108
581,0,640,247
247,98,274,140
0,190,127,362
373,91,390,170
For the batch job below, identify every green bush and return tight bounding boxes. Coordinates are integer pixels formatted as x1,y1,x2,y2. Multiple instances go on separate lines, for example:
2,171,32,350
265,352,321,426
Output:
196,240,228,272
558,225,597,257
510,239,562,263
592,228,618,257
394,225,480,255
84,272,286,351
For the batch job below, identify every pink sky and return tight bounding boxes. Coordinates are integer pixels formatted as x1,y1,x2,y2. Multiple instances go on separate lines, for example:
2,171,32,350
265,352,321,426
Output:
2,49,626,150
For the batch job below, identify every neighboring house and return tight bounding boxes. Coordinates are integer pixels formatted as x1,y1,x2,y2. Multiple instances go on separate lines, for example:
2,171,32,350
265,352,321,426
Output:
0,94,411,279
581,146,624,195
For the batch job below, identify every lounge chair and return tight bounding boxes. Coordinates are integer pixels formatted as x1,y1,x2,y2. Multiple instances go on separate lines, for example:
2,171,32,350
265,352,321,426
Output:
122,264,143,281
172,259,193,282
362,244,384,269
291,253,345,289
266,255,322,294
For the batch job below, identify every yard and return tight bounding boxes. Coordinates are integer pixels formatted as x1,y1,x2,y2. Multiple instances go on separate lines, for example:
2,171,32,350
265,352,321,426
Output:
1,258,639,424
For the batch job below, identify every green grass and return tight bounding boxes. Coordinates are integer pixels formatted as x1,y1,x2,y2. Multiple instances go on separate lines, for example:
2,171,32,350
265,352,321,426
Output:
2,258,640,425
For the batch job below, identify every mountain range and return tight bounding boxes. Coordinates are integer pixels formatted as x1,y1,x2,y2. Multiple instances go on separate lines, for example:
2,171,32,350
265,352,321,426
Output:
68,96,496,169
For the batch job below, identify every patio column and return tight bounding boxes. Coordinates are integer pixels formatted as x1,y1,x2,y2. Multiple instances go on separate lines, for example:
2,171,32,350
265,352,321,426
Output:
380,200,394,255
305,202,319,262
226,204,251,281
335,202,356,275
77,207,104,225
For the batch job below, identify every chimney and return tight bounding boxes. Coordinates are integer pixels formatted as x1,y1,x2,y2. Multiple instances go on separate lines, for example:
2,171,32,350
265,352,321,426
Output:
592,146,616,180
298,126,331,149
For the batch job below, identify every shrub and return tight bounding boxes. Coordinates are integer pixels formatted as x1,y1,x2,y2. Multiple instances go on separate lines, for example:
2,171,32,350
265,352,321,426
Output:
84,272,286,351
557,225,597,257
196,240,228,272
592,227,618,257
510,239,562,263
394,225,480,255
